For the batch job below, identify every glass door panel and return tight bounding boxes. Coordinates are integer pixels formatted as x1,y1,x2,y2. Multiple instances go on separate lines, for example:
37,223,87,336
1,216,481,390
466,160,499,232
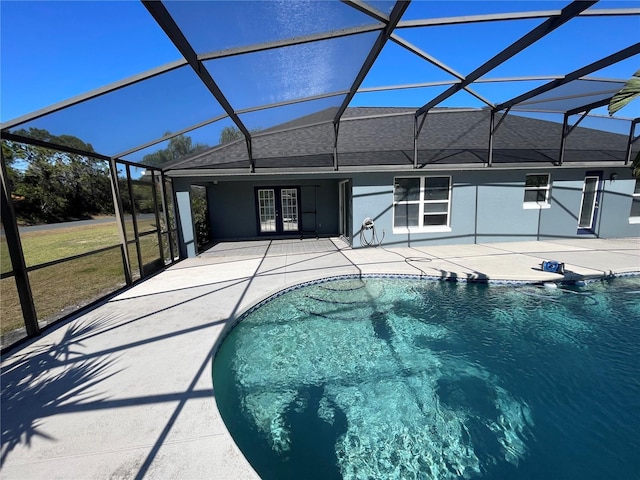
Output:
578,176,599,229
281,188,299,232
258,189,277,233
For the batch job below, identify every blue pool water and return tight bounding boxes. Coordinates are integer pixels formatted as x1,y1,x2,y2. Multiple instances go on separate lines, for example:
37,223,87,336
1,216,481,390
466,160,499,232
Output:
212,276,640,480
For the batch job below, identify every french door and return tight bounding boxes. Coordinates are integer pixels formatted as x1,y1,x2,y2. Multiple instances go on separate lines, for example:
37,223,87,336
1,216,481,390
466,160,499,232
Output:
256,187,300,234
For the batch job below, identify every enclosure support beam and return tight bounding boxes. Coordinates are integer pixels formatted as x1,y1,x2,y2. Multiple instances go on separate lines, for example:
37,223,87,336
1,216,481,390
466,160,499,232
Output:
417,0,596,117
495,43,640,112
342,0,389,23
333,122,340,171
493,107,511,132
397,8,640,29
109,159,132,285
565,97,614,117
159,171,175,263
414,110,431,167
0,150,39,337
143,0,254,170
487,107,512,167
558,114,570,166
113,113,228,160
626,119,640,166
1,132,110,161
126,164,144,278
199,24,384,61
414,110,430,168
150,172,165,269
247,137,255,173
566,110,590,136
416,110,428,137
558,114,569,166
488,110,495,167
558,111,590,166
413,115,419,169
0,60,187,132
333,0,410,125
391,34,494,108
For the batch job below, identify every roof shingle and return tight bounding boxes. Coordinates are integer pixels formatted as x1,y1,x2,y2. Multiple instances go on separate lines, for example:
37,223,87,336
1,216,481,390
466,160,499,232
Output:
166,107,633,171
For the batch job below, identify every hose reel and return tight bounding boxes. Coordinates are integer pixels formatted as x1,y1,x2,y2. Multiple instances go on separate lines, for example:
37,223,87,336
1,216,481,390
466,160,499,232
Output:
360,217,384,247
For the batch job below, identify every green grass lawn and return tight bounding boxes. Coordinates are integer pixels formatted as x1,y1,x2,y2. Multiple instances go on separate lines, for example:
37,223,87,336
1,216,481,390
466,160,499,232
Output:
1,216,158,271
1,217,165,344
20,217,157,266
1,234,12,275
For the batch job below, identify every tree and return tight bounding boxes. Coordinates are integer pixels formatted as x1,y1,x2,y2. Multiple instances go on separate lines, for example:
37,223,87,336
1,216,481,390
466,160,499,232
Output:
219,125,261,144
141,128,259,169
2,140,21,192
142,133,208,167
608,69,640,116
609,70,640,177
2,128,112,224
219,125,245,144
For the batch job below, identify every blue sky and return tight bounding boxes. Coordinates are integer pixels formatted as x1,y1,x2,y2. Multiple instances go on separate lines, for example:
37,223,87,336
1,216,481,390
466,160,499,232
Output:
1,0,639,158
1,1,180,122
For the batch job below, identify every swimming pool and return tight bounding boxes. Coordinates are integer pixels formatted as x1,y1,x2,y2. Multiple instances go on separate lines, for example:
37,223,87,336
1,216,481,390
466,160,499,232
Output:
213,276,640,480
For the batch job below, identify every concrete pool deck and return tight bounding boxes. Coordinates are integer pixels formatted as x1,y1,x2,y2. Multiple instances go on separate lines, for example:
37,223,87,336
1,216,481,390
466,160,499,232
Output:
2,237,639,479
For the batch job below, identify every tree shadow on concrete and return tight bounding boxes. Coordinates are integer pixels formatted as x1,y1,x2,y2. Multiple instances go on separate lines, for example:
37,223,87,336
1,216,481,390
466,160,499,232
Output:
1,315,120,466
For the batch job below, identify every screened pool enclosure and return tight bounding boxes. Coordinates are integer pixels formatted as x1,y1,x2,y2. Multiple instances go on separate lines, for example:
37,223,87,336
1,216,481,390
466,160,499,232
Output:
1,0,639,349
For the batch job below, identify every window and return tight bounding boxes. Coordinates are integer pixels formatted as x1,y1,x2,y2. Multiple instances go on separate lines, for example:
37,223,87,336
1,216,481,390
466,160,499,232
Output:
523,173,551,208
393,176,451,232
630,179,640,224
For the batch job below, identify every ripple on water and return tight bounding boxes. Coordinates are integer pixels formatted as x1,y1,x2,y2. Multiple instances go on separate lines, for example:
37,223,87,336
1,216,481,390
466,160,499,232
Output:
213,277,640,480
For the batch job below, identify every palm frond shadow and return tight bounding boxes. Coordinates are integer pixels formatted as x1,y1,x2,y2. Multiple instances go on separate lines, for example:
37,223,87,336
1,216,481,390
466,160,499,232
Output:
1,315,122,466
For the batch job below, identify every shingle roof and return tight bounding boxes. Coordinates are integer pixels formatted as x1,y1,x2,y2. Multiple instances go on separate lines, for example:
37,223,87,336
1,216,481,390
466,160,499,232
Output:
166,107,634,172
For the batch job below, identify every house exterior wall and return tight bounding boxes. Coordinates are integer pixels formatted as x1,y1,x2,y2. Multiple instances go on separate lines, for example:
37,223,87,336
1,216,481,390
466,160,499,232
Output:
173,177,341,254
172,167,638,257
595,174,638,235
350,167,640,248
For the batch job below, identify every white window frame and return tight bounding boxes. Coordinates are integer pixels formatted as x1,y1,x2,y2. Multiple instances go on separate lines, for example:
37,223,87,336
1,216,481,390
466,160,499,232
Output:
523,173,551,209
393,176,452,233
630,178,640,224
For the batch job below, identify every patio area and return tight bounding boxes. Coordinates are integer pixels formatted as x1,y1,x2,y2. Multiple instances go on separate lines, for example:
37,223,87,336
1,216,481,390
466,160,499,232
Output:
2,237,639,479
